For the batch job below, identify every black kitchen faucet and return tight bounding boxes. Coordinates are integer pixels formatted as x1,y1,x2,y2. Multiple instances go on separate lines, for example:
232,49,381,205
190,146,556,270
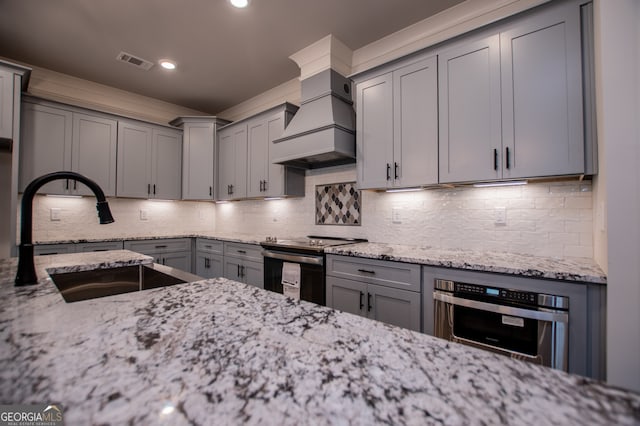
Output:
15,171,115,286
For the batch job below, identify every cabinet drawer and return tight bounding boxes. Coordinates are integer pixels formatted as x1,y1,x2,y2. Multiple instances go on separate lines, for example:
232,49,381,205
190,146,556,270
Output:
34,243,75,256
196,238,224,254
326,255,421,292
223,242,263,262
124,238,191,254
76,241,124,253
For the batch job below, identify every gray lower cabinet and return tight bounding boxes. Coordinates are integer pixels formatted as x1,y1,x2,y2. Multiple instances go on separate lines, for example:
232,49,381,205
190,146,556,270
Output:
33,240,124,255
20,98,118,196
33,243,76,256
326,255,422,332
421,266,606,380
223,242,263,288
76,241,124,252
195,238,224,279
124,238,192,272
354,55,438,190
438,0,587,183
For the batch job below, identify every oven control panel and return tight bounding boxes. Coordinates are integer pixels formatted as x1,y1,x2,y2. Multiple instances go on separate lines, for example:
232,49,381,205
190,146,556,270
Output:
435,279,569,309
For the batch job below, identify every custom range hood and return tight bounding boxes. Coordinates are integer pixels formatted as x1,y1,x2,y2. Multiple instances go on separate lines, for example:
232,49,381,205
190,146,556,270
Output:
272,68,355,169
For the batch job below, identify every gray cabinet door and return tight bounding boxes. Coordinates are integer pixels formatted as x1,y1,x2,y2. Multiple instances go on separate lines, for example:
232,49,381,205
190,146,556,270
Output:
0,69,12,140
438,35,502,183
265,113,287,197
20,103,73,194
500,2,583,179
247,118,268,198
392,56,438,187
152,128,182,200
223,257,243,282
217,125,247,200
326,276,367,317
196,253,223,279
117,121,152,198
160,251,192,272
182,122,214,200
368,283,421,332
242,259,263,289
71,113,117,197
356,72,394,189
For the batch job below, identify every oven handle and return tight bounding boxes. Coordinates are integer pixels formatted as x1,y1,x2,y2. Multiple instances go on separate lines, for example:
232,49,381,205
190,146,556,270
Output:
261,250,323,266
433,291,568,323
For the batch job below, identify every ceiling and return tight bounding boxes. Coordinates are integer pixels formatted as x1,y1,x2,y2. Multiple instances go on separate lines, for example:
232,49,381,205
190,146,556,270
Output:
0,0,464,115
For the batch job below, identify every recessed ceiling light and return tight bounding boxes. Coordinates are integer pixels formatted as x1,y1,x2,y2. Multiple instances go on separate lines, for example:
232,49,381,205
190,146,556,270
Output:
159,60,176,70
229,0,249,8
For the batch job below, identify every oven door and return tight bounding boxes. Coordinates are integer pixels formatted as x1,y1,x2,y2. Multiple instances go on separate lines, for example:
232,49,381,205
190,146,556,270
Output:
434,291,569,370
262,250,326,305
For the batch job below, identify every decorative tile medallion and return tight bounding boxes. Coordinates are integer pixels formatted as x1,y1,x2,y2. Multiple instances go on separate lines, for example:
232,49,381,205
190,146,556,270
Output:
315,182,361,225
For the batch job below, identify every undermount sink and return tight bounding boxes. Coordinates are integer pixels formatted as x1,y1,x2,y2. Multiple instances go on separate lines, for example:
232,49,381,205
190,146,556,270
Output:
50,263,201,303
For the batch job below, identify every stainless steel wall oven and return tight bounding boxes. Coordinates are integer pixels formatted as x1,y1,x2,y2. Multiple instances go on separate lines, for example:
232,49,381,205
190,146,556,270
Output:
433,279,569,371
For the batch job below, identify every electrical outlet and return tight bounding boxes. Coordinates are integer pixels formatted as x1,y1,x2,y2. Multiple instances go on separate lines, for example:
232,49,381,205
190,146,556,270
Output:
139,209,148,221
494,207,507,225
50,208,61,221
392,207,402,224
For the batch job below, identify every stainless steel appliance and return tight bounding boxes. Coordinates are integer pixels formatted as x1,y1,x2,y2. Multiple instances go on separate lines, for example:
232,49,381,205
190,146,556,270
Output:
261,236,366,305
433,279,569,371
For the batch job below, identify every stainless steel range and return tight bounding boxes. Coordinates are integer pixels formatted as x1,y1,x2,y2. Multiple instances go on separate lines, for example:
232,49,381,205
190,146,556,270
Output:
261,236,366,305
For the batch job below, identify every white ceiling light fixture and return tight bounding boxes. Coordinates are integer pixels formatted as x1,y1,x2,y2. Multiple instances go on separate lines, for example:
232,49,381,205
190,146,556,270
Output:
229,0,250,8
159,59,177,70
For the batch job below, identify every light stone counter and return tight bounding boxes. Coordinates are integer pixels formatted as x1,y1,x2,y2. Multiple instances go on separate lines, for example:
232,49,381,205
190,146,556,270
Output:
325,242,607,284
0,252,636,425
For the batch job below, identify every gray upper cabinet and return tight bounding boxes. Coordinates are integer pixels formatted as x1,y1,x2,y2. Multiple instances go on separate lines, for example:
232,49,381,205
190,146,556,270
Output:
20,100,117,196
246,104,304,199
217,124,247,201
171,116,230,200
71,112,117,196
355,56,438,190
500,1,584,179
439,0,585,183
117,120,182,199
219,103,304,201
0,69,13,140
438,35,501,183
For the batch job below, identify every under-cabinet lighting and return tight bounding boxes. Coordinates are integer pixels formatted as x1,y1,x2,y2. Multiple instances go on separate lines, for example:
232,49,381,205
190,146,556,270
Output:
385,187,423,193
215,200,230,204
45,194,83,199
264,197,283,201
473,180,528,188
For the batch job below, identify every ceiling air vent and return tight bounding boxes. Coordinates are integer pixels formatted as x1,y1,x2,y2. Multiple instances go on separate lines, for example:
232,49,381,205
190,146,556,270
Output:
116,51,154,70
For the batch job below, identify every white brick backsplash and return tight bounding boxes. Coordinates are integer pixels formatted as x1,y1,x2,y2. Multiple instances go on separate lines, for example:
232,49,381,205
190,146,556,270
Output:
24,165,595,259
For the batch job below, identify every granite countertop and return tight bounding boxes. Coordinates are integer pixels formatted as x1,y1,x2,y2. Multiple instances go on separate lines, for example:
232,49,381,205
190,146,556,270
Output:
1,252,637,425
34,234,606,284
33,232,270,246
326,243,607,284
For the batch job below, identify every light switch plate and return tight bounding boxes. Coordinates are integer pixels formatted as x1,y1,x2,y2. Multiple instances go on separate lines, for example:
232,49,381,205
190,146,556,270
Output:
50,208,61,221
392,207,402,224
139,209,148,221
494,207,507,225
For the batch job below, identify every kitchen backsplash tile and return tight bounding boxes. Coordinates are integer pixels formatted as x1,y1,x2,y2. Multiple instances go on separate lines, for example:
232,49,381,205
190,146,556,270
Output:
24,165,594,260
214,166,594,259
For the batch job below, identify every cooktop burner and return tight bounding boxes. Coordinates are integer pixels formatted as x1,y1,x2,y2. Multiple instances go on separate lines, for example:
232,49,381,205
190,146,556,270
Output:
261,235,367,253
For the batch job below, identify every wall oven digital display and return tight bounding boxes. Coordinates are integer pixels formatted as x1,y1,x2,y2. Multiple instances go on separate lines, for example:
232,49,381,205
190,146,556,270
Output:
486,288,500,296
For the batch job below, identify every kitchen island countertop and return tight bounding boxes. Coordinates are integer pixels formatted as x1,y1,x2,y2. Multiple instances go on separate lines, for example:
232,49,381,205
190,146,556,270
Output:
0,251,636,425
